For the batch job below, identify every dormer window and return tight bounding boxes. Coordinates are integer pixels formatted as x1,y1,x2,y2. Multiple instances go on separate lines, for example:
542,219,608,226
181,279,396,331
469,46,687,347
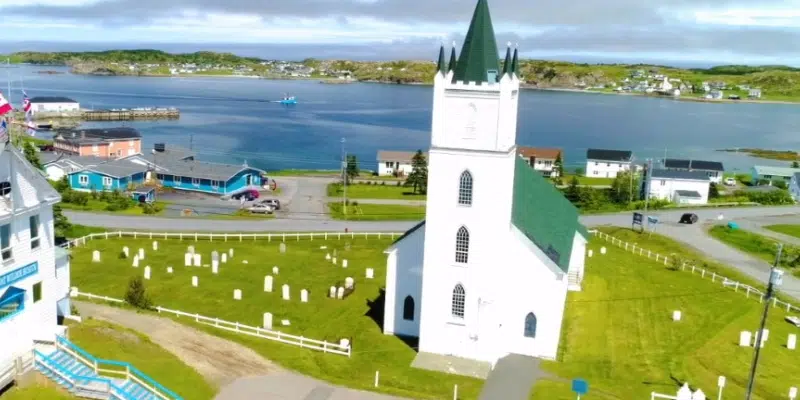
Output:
486,70,498,82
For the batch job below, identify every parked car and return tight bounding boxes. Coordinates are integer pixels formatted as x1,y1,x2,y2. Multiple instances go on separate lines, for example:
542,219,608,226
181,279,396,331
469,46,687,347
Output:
679,213,699,224
260,199,281,210
232,189,260,201
724,177,736,186
247,203,274,214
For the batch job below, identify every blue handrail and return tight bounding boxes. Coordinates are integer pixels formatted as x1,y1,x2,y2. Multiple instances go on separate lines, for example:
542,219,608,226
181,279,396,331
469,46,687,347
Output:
0,292,25,321
36,349,136,400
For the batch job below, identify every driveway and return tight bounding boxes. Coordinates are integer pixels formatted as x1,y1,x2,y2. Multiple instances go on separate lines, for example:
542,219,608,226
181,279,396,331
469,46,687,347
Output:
284,177,336,220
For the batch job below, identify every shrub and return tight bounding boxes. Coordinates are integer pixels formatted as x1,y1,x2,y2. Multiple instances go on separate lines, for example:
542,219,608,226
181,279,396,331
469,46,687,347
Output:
380,181,386,186
396,181,402,186
352,200,359,207
124,277,152,309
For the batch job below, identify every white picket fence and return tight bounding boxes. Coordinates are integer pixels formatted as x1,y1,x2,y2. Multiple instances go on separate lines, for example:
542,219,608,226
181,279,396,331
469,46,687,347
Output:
70,290,352,357
62,231,403,249
593,231,800,314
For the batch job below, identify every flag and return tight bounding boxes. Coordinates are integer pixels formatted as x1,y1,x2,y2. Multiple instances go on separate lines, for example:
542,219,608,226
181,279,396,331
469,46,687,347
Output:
22,91,31,121
0,119,8,144
0,92,11,116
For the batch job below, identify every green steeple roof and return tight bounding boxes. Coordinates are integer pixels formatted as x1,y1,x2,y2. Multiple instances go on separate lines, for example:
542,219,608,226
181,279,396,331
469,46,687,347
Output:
451,0,500,84
511,45,519,76
501,43,512,76
436,45,447,74
448,43,457,72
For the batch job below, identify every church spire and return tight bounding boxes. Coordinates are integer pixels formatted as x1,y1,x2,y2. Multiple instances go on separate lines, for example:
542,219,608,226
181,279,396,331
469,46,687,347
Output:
511,43,519,76
451,0,500,83
501,42,512,76
448,41,457,72
436,44,447,74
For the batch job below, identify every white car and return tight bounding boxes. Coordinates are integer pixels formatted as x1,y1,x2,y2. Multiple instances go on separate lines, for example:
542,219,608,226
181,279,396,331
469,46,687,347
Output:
724,177,736,186
247,204,274,214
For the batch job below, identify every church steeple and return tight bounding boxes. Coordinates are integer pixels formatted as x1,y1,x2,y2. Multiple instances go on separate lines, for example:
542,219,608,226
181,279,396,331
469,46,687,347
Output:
451,0,500,84
448,42,457,72
436,45,447,74
501,42,512,76
511,43,519,76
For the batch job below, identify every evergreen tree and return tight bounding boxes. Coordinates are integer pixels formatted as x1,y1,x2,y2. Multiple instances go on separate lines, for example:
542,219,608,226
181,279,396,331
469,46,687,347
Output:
52,205,72,239
709,182,721,199
564,176,581,203
405,150,428,194
23,142,42,170
792,161,799,168
345,155,359,183
125,277,152,309
553,153,564,177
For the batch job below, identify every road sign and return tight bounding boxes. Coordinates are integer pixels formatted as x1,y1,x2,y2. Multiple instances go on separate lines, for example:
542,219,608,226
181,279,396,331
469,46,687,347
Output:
572,379,588,395
632,212,644,232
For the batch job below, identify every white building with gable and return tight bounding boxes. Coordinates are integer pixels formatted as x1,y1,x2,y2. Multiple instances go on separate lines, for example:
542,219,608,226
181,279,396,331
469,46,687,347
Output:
0,143,70,389
382,0,589,367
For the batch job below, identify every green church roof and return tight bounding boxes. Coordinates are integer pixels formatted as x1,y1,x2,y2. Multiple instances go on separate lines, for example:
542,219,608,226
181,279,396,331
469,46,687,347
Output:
511,46,519,76
436,45,447,73
511,157,588,272
448,44,457,72
501,44,512,76
451,0,500,84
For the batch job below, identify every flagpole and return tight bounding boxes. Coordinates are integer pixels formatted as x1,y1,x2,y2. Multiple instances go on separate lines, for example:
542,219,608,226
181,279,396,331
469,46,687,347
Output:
6,58,11,107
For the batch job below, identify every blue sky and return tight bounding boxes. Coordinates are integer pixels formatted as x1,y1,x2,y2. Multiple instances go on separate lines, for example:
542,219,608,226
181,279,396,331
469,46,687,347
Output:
1,0,800,64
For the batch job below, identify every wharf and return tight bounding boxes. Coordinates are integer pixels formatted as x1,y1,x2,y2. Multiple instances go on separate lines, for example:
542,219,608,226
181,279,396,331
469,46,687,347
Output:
81,107,180,121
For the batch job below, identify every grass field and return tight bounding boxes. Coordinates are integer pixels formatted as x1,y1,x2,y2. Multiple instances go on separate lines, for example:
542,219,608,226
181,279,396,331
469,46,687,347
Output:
707,225,800,277
765,224,800,239
0,382,74,400
68,236,483,399
327,202,425,221
327,183,426,200
561,174,615,186
59,200,168,216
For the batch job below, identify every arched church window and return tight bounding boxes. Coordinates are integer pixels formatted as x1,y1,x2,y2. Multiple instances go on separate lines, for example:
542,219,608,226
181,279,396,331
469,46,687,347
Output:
524,312,537,338
403,296,415,321
458,170,473,205
455,226,470,264
452,284,465,319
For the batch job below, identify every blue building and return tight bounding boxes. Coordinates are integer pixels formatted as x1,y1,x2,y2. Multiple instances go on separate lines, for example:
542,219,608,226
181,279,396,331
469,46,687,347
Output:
154,158,265,195
67,158,147,192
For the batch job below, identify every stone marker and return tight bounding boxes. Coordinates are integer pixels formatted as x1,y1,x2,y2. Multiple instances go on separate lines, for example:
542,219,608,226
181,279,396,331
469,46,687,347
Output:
221,253,228,263
672,310,681,321
167,267,173,274
739,331,752,347
92,250,101,262
123,247,129,258
281,319,290,326
263,312,273,330
138,248,145,260
345,277,354,290
184,253,192,267
188,245,195,254
588,250,593,257
366,268,375,279
279,243,287,253
326,253,331,260
272,266,279,275
320,245,327,250
242,260,249,264
212,251,219,262
789,333,797,350
337,287,344,299
211,261,219,274
144,266,151,280
761,328,770,341
600,247,607,255
152,241,158,251
340,338,350,348
233,289,242,300
229,248,234,257
300,289,309,303
343,259,348,268
329,286,336,298
333,257,337,265
264,276,273,292
192,276,198,287
282,284,290,300
193,254,201,267
132,255,140,268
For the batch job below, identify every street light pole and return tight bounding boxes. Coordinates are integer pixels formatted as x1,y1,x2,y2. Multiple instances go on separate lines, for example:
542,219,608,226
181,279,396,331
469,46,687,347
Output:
744,245,785,400
341,138,347,217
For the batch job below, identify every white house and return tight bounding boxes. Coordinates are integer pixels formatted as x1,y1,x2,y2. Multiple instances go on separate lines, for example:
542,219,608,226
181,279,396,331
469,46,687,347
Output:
585,149,632,178
382,1,589,368
646,169,711,205
40,153,106,182
28,97,80,115
0,143,70,390
377,151,427,177
663,159,724,184
517,147,562,178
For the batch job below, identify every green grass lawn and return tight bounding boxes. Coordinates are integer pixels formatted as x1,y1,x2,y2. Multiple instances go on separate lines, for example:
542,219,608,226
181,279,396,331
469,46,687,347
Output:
68,236,483,399
59,200,168,216
327,183,426,200
765,224,800,239
561,174,615,186
0,383,74,400
328,202,425,221
707,225,800,277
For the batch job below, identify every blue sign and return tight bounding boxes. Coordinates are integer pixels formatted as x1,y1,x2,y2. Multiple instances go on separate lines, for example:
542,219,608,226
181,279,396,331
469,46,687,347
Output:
647,216,659,224
572,379,588,395
0,262,38,289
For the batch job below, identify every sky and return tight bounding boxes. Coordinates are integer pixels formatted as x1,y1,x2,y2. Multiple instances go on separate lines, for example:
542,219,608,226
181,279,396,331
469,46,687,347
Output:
1,0,800,65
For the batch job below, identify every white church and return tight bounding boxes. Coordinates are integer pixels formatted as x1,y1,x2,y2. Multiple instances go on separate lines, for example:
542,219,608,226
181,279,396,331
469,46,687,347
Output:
382,0,589,366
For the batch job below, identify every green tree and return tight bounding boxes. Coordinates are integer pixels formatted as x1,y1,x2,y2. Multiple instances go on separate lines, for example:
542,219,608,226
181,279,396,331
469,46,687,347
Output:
52,205,72,239
23,142,42,169
791,161,799,168
345,155,359,183
564,176,581,203
553,153,564,177
124,277,152,309
610,170,640,204
709,182,721,198
405,150,428,194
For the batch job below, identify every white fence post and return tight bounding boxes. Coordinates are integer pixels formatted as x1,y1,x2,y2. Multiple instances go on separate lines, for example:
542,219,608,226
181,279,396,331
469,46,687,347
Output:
374,370,379,387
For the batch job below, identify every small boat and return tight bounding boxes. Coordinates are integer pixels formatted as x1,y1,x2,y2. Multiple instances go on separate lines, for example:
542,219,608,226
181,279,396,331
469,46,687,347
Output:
276,93,297,105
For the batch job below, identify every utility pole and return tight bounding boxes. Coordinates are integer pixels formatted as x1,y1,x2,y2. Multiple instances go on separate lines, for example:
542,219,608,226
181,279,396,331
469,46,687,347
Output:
341,138,347,217
628,155,635,204
744,246,785,400
643,158,652,220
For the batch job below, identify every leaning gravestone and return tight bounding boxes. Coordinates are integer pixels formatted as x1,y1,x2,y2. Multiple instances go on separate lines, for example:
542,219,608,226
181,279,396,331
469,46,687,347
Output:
132,255,140,268
144,266,151,280
122,246,130,258
282,284,290,300
336,286,344,299
366,268,374,279
152,241,158,251
300,289,309,303
138,248,145,260
92,250,101,263
192,276,198,287
264,276,273,292
184,253,192,267
233,289,242,300
272,266,279,275
345,277,354,290
739,331,752,347
263,312,273,330
221,253,228,263
329,286,336,298
279,243,287,253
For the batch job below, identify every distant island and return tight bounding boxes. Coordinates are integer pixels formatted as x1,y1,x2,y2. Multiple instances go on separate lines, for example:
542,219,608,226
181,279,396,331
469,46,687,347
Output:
5,49,800,103
718,148,800,162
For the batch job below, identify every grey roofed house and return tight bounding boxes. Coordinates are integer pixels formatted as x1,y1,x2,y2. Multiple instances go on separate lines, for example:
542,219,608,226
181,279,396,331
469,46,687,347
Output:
41,152,107,170
649,169,710,181
29,96,78,104
664,158,724,172
77,158,149,178
151,143,195,161
586,149,632,162
157,158,265,181
674,190,702,198
376,150,428,163
54,127,141,145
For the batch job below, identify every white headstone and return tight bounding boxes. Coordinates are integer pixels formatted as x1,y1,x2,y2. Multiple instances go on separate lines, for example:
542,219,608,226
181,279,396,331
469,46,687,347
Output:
212,251,219,262
789,334,797,350
739,331,752,347
167,267,173,274
340,338,350,348
132,255,139,268
717,376,726,388
123,246,129,257
242,260,248,264
282,284,290,300
600,247,607,255
329,286,336,298
588,250,593,257
188,245,195,254
272,266,279,275
790,387,798,399
366,268,374,279
211,261,219,274
193,254,201,267
342,259,348,268
191,276,198,287
300,289,308,303
264,276,273,292
677,383,692,400
184,253,192,266
672,310,682,321
152,241,158,251
138,248,145,260
345,277,354,290
281,319,290,326
229,248,234,257
336,286,344,299
92,250,101,262
144,266,151,280
279,243,286,253
326,253,331,260
233,289,242,300
221,253,228,263
333,257,337,265
761,328,770,341
320,245,327,250
263,312,273,330
691,389,706,400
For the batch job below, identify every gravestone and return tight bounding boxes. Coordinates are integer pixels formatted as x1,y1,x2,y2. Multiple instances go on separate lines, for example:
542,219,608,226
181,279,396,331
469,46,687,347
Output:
167,267,173,274
282,284,290,300
192,276,198,287
345,242,351,251
588,250,593,257
279,243,287,253
281,319,290,326
92,250,101,262
600,247,607,255
739,331,752,347
188,245,195,254
122,246,130,258
345,277,354,290
333,257,337,265
300,289,308,303
340,338,350,348
132,255,140,268
233,289,242,300
263,312,273,330
320,245,328,250
137,248,145,260
336,287,344,299
212,261,219,274
789,334,797,350
184,253,192,266
229,248,234,257
329,286,336,298
152,241,158,251
264,276,273,292
761,329,770,341
366,268,374,279
221,253,228,263
326,253,331,260
672,310,682,321
193,254,201,267
676,383,692,400
212,251,219,262
342,259,348,268
144,266,151,280
242,260,249,264
272,266,279,275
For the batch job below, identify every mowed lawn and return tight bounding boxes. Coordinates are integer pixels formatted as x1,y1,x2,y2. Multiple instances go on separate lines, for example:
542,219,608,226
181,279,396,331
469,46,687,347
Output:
69,237,483,399
707,225,800,277
765,224,800,239
328,202,425,221
533,227,800,400
327,183,426,200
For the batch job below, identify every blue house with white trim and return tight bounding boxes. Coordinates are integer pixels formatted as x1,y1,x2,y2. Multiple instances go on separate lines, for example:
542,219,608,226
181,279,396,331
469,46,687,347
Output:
154,158,265,195
68,158,148,192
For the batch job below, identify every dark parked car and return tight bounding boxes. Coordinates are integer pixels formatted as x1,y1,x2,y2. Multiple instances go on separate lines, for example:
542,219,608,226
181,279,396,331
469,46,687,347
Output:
232,189,260,201
679,213,699,224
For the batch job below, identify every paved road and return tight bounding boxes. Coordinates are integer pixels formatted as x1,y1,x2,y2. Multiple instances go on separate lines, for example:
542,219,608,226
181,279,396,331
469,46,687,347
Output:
285,177,335,220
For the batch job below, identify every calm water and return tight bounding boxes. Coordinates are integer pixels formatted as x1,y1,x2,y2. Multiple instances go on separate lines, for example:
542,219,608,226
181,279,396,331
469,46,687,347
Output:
3,65,799,172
